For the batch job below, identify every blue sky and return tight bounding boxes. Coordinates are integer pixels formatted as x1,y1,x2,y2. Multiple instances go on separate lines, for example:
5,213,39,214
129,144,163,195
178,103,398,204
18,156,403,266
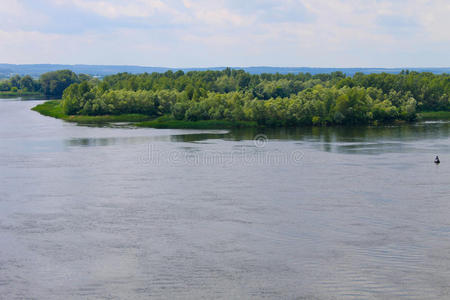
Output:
0,0,449,67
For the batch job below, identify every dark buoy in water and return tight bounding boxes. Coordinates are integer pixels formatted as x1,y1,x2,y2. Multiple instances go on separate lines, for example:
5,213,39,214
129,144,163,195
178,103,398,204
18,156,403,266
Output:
435,156,440,164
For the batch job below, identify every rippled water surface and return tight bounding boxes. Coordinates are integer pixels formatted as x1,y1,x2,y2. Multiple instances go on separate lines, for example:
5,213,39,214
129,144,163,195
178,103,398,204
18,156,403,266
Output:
1,99,449,299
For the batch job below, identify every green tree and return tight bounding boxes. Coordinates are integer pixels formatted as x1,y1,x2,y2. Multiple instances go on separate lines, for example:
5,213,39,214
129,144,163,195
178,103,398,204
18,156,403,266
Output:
10,75,21,88
20,75,34,91
40,70,79,98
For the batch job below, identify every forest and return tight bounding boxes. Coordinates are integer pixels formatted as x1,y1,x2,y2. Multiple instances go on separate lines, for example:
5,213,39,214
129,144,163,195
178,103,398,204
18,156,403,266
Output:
59,69,449,126
0,70,88,98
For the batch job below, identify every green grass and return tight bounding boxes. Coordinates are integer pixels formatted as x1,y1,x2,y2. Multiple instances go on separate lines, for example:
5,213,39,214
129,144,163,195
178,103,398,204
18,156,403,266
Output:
65,114,154,123
418,111,450,120
32,100,152,123
32,100,66,118
0,91,43,97
32,100,257,128
136,115,257,129
35,100,449,129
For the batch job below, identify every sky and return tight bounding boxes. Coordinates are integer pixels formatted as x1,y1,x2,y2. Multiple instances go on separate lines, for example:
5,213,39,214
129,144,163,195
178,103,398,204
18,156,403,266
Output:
0,0,449,67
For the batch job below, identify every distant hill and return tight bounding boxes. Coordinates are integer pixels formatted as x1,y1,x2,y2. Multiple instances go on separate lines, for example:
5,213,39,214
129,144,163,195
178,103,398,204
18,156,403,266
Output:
0,64,449,78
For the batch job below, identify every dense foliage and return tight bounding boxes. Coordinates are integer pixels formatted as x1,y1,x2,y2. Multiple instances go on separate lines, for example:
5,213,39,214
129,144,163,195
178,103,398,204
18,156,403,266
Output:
0,75,41,94
61,69,449,126
0,70,93,98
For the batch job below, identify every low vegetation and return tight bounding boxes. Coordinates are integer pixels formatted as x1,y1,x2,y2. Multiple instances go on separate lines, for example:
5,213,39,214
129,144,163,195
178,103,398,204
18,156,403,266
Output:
418,111,450,120
0,91,42,97
137,115,256,129
32,100,152,124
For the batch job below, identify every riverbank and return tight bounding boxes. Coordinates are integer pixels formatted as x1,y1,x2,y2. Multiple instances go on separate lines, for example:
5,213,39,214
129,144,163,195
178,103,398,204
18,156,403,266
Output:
32,100,449,129
418,111,450,120
32,100,256,128
32,100,254,127
137,116,256,129
0,91,44,98
32,100,152,123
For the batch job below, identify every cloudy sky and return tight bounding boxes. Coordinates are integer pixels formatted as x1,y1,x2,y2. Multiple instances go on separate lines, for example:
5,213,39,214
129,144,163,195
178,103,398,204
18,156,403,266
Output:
0,0,449,67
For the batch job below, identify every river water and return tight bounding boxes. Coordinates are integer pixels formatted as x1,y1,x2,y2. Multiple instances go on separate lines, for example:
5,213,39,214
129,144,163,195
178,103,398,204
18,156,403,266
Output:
0,98,449,299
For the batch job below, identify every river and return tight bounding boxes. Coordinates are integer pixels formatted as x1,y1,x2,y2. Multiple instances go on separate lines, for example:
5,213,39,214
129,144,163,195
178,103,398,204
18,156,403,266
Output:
0,98,449,299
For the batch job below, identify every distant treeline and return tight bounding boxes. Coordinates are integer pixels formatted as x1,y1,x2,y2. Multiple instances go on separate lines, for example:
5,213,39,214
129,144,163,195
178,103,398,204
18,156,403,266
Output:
61,69,449,126
2,63,449,78
0,70,93,98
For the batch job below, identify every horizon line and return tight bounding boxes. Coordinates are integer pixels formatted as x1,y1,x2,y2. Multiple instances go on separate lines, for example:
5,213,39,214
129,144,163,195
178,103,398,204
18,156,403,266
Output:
1,63,450,69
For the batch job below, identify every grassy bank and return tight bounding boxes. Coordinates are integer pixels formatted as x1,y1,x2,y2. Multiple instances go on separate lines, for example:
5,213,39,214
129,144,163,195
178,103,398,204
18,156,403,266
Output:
0,91,44,98
32,100,152,123
418,111,450,120
31,100,450,129
32,100,256,128
137,116,257,129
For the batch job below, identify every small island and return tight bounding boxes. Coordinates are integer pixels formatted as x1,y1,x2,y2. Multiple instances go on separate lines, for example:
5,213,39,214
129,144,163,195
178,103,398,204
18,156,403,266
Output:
30,69,449,128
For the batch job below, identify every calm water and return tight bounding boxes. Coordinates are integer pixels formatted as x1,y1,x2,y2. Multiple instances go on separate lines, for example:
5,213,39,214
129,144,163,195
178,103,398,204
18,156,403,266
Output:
1,99,449,299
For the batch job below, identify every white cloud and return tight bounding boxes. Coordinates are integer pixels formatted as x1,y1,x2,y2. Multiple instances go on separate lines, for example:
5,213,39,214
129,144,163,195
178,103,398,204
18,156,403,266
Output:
0,0,448,66
53,0,167,18
0,0,48,31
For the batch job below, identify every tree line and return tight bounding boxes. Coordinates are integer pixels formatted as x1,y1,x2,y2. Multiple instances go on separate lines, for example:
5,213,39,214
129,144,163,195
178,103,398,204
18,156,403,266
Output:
4,68,448,126
60,68,450,126
0,70,93,98
63,84,418,126
62,69,448,126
